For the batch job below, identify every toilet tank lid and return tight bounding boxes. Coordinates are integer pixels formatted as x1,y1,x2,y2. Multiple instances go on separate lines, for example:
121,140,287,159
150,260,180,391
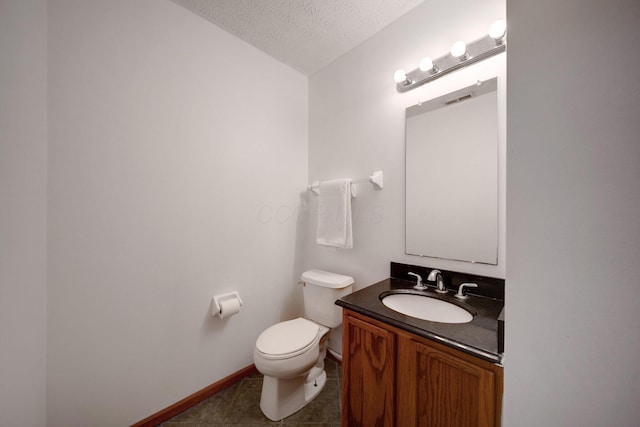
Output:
301,269,354,288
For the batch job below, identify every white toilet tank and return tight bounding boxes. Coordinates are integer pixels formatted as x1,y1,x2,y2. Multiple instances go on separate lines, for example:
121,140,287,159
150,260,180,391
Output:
301,269,354,328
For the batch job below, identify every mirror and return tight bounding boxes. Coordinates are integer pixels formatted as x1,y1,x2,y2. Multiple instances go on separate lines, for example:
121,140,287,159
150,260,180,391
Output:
405,78,498,264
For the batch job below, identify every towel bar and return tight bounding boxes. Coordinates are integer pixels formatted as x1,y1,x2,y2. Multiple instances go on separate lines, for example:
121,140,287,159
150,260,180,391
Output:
307,171,383,195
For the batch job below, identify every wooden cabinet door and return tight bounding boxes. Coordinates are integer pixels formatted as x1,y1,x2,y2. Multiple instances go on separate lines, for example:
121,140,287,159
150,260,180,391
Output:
397,335,500,427
342,313,396,427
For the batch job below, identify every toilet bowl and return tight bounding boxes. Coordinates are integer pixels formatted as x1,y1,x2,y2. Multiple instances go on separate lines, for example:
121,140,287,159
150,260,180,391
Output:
253,269,354,421
254,318,330,421
254,318,329,378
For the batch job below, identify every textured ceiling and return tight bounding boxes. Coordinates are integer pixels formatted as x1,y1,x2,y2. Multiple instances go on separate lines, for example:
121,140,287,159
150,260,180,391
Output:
172,0,424,75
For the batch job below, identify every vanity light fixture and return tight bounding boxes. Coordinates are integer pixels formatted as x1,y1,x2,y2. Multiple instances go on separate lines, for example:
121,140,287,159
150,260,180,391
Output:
394,19,506,93
419,57,438,74
450,41,468,61
488,19,507,44
393,69,412,85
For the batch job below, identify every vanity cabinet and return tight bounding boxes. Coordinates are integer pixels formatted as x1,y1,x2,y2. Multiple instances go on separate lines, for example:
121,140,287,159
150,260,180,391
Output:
342,310,503,427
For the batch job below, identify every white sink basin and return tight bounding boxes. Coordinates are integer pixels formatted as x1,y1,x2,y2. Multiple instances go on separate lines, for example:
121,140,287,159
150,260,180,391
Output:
381,293,474,323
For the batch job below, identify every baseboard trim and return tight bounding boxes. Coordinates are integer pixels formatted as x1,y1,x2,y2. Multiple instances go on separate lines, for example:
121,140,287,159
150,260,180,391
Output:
131,364,257,427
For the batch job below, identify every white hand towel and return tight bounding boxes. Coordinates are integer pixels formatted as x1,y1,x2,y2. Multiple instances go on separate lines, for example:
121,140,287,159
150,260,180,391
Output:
316,179,353,248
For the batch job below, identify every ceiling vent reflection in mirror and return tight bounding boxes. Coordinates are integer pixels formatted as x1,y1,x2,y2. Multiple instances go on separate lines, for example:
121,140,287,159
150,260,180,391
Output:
393,20,506,92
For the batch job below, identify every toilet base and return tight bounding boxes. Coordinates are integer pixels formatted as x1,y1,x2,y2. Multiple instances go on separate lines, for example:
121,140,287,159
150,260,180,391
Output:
259,370,327,421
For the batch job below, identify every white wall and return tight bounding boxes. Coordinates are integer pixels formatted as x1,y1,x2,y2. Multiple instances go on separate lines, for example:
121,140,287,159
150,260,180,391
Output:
306,0,506,290
505,0,640,425
0,0,48,426
47,0,307,425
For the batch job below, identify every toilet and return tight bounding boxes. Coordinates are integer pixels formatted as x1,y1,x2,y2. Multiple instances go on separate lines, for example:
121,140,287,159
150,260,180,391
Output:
253,269,354,421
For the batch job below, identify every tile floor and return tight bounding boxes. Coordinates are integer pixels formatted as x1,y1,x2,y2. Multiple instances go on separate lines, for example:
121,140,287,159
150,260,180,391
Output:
161,358,341,426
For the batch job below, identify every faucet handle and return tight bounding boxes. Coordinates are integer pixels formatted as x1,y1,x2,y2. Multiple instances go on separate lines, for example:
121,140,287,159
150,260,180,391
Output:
455,282,478,299
408,272,427,290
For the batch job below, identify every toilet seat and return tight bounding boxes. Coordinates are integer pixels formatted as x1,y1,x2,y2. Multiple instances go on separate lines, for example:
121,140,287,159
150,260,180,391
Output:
256,318,320,360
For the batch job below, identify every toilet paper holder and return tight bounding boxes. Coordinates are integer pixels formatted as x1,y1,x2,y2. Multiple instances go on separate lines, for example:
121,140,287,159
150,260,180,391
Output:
212,291,243,318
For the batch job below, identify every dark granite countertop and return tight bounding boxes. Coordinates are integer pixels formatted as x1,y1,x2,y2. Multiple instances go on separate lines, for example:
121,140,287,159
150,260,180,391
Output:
336,278,504,365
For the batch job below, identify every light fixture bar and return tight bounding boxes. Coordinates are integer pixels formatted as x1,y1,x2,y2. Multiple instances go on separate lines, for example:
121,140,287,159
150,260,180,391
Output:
395,34,505,93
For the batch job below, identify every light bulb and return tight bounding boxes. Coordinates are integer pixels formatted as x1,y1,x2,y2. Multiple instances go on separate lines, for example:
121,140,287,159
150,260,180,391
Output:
393,69,408,84
489,19,507,41
450,41,467,60
419,57,435,73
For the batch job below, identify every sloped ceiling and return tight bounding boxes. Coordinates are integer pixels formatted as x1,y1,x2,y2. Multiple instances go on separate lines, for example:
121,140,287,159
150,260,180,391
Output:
172,0,424,75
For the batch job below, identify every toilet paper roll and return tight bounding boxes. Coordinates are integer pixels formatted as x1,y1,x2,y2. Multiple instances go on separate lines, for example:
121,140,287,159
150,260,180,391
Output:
218,298,241,319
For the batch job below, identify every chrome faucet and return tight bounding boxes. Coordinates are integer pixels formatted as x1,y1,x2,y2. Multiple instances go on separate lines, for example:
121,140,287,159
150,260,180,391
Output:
427,269,447,294
408,272,427,290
